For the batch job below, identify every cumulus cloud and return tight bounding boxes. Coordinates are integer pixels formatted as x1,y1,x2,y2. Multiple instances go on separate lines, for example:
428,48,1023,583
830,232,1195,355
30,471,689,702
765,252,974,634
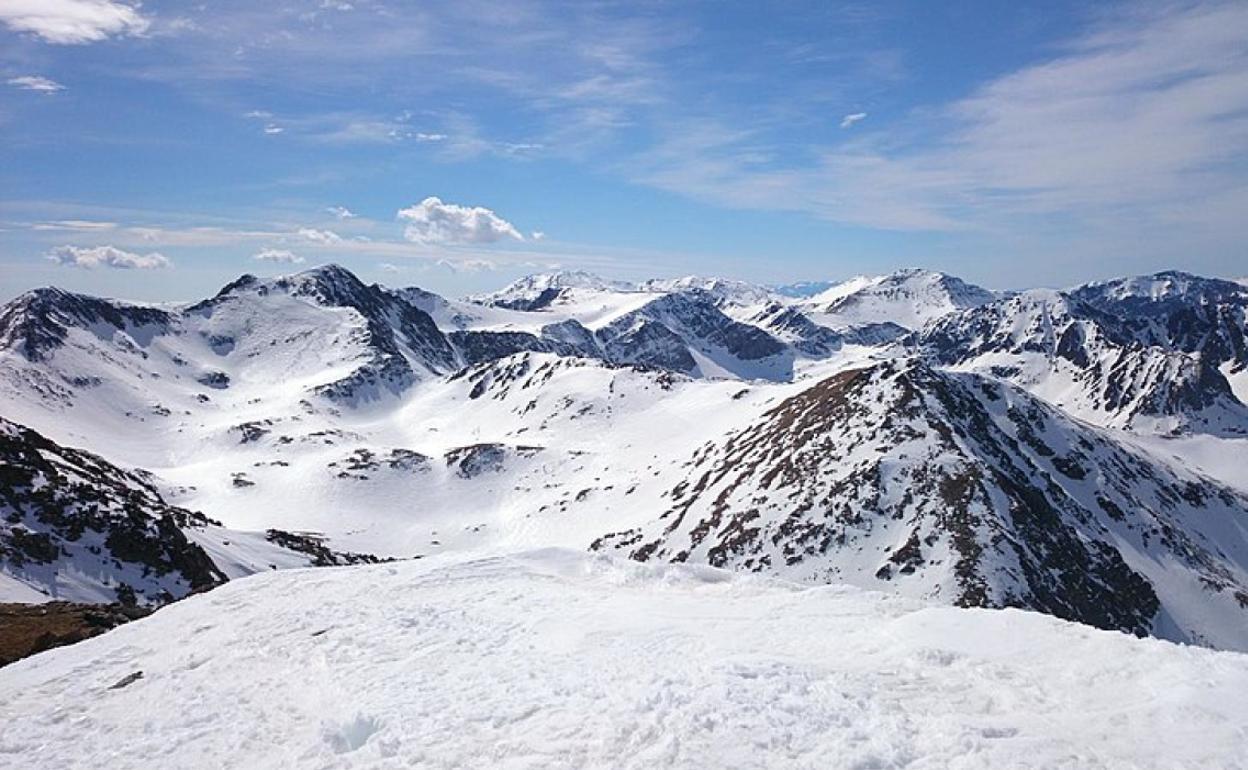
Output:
839,112,867,128
0,0,151,44
327,205,356,219
253,248,303,264
297,227,342,244
47,244,170,269
7,75,65,93
397,197,523,245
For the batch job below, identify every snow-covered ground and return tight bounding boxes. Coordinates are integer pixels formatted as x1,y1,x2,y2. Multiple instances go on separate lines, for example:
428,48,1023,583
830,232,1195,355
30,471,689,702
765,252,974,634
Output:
1,549,1244,769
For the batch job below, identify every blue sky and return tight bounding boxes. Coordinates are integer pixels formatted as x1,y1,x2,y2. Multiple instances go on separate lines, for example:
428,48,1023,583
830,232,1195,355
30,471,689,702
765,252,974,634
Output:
2,0,1246,301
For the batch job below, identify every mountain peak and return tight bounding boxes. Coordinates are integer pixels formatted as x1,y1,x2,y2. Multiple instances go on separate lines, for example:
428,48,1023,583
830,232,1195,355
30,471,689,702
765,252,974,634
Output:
803,268,996,331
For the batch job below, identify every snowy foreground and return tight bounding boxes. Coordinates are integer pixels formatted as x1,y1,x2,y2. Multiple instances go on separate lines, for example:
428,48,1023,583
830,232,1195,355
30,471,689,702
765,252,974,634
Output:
2,550,1246,769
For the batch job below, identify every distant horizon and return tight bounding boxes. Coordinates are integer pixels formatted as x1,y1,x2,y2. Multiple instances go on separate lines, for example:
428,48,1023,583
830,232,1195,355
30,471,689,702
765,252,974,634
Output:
4,260,1245,307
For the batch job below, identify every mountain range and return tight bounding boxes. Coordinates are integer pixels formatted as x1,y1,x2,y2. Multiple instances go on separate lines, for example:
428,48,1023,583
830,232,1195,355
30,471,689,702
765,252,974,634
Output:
2,264,1246,650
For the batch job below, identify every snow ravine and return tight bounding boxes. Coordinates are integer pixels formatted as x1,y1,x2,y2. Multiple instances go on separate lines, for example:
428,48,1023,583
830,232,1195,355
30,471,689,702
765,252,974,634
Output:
2,549,1245,769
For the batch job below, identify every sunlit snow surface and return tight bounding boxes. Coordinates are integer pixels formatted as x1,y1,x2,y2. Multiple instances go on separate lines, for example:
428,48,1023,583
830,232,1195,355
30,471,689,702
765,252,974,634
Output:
2,549,1245,769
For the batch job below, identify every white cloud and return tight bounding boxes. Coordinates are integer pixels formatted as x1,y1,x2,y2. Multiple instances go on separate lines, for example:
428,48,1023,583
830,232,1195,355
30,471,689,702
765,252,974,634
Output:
7,75,65,93
530,231,546,241
415,133,447,142
47,244,170,269
397,197,523,245
0,0,150,44
263,124,284,135
253,248,303,264
327,205,356,219
839,112,867,129
297,227,342,244
378,262,401,273
32,219,116,231
630,2,1248,238
436,258,497,273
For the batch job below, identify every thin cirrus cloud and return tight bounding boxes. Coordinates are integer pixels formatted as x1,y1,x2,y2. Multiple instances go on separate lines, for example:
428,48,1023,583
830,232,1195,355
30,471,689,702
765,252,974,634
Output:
839,112,867,129
252,248,303,264
0,0,151,45
8,75,65,92
629,2,1248,237
46,244,170,269
397,197,524,245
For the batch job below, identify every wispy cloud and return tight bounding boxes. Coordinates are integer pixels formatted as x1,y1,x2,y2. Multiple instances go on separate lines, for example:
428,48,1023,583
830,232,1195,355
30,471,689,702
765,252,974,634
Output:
436,258,496,273
839,112,867,128
327,205,356,219
7,75,65,93
31,219,116,231
0,0,151,45
297,227,341,244
47,244,170,269
397,197,524,245
626,2,1248,237
252,248,303,264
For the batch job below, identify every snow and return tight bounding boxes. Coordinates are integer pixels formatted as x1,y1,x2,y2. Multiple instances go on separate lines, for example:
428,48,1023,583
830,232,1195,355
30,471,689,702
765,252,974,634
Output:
1,549,1244,769
797,268,997,331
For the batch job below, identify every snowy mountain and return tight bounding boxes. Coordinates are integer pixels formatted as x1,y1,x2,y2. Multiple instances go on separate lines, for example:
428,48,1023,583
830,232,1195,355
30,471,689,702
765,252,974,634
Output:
3,264,1248,654
0,417,376,605
636,275,778,308
467,270,635,311
593,359,1248,649
799,268,998,331
2,549,1246,769
770,279,837,298
916,283,1248,434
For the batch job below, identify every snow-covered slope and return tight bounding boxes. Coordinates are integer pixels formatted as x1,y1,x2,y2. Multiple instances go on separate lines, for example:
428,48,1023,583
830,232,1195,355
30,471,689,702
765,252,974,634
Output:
800,268,997,331
5,264,1248,652
0,417,373,605
2,549,1245,769
917,286,1248,434
595,360,1248,650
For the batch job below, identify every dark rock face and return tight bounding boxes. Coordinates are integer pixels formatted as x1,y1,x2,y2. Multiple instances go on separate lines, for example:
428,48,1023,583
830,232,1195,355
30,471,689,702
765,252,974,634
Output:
635,291,787,361
448,330,586,367
0,418,227,606
263,530,387,567
916,287,1247,430
539,319,600,353
594,361,1248,641
597,319,697,373
749,304,843,357
444,443,542,478
1069,271,1248,372
0,288,172,362
490,286,564,312
595,291,791,378
0,602,152,668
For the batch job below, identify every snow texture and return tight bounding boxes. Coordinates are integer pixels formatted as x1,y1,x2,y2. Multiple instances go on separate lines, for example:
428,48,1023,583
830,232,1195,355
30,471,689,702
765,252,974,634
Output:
2,549,1245,769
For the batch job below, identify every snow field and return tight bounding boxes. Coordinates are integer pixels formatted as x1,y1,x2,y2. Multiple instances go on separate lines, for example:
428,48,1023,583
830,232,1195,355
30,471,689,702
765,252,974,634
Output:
1,549,1245,769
